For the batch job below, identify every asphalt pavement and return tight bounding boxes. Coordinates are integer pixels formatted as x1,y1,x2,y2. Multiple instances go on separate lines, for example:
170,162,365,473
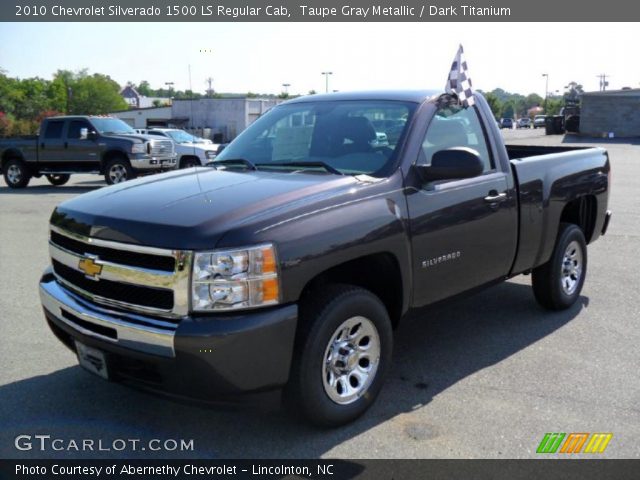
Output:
0,128,638,459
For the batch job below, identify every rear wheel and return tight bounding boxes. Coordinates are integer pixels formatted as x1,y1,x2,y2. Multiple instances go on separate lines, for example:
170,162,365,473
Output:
104,157,135,185
285,284,392,427
46,174,70,186
532,223,587,310
180,156,200,169
3,158,31,189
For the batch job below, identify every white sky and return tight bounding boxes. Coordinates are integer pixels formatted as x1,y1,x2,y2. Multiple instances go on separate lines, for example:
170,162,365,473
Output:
0,22,637,96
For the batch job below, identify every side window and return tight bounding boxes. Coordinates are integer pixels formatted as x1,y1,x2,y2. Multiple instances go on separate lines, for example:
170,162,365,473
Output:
420,106,494,173
67,120,92,139
44,121,64,140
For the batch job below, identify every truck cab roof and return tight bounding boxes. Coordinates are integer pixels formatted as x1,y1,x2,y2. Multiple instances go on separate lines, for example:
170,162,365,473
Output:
283,90,443,105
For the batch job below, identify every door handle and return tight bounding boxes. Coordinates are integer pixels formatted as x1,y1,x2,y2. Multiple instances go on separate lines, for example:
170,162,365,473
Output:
484,191,507,203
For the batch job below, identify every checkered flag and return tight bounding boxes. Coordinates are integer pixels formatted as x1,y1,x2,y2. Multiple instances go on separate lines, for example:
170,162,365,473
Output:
445,45,475,107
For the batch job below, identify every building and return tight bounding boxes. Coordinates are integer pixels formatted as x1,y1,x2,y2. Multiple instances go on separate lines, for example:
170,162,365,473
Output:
111,97,284,142
111,106,173,129
580,89,640,137
120,85,171,109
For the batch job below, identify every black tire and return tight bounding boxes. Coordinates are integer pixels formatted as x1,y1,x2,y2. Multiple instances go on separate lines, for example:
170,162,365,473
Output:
46,174,70,186
180,156,200,169
2,158,31,189
104,157,135,185
532,223,587,310
285,284,393,427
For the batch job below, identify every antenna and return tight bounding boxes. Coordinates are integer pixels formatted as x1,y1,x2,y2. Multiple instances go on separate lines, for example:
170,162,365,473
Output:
205,77,214,98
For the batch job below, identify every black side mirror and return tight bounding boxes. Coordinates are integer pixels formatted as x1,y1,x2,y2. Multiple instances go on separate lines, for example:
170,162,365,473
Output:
416,147,484,182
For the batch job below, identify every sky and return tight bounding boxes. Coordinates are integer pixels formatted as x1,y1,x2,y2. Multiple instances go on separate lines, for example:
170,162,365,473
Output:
1,22,638,97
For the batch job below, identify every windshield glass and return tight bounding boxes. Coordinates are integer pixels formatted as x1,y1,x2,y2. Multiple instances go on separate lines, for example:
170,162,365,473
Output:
214,100,416,176
165,130,199,144
91,118,135,135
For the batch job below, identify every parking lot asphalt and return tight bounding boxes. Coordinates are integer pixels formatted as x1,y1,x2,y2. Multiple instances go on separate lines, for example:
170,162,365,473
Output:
0,128,638,459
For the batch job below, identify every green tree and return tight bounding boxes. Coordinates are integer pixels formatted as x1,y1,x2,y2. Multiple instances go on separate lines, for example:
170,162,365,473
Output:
501,102,515,119
66,72,128,114
484,92,502,118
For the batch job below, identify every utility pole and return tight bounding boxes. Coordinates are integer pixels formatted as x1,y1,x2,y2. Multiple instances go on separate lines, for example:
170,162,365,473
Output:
321,71,333,93
542,73,549,114
205,77,214,98
596,73,609,91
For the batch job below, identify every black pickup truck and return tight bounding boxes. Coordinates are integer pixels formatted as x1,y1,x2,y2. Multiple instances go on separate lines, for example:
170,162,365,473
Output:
39,91,611,426
0,116,177,188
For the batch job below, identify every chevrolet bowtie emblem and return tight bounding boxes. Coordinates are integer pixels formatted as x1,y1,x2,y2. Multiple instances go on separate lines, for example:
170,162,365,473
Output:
78,257,103,279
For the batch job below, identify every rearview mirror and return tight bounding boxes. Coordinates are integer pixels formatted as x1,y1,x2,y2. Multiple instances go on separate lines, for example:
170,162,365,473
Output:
415,147,484,182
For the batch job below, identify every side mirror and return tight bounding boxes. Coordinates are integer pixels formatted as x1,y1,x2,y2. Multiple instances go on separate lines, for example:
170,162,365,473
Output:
79,128,88,140
415,147,484,182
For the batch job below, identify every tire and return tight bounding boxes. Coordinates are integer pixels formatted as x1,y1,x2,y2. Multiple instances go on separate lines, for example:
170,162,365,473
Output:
104,157,135,185
2,158,31,189
532,223,587,310
180,156,200,169
45,174,70,186
285,284,393,427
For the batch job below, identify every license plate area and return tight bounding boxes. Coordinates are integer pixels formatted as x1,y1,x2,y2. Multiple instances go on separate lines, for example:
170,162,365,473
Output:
75,341,109,380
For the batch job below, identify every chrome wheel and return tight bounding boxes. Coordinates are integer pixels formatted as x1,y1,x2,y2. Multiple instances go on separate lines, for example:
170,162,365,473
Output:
6,164,22,185
561,240,583,295
322,316,381,405
108,164,127,183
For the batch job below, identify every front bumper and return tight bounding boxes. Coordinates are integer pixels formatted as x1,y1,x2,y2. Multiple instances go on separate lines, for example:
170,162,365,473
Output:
130,153,177,171
39,273,298,399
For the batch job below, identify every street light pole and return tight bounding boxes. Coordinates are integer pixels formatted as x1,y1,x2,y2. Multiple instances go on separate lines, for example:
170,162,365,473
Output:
282,83,290,95
542,73,549,114
321,71,333,93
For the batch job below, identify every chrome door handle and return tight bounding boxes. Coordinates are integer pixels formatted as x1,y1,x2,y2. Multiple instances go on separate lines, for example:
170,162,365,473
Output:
484,192,507,203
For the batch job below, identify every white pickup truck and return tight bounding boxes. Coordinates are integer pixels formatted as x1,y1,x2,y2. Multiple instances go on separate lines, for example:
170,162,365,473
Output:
143,128,220,168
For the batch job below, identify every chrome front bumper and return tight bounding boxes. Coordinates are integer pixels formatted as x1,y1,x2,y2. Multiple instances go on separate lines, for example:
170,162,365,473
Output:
40,276,176,357
130,153,177,170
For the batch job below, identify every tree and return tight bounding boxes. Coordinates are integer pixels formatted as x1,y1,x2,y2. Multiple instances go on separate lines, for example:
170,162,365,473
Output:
137,80,152,96
501,102,515,119
484,92,502,118
63,71,128,114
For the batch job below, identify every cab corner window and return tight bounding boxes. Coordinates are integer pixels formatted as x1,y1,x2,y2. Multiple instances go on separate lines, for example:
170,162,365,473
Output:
420,105,494,173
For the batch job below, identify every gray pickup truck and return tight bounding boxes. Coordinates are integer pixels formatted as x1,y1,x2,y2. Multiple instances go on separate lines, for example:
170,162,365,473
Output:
40,91,611,426
0,116,177,188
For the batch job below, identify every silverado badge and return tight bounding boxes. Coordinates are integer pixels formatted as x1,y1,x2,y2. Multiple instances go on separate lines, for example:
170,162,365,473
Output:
78,256,102,279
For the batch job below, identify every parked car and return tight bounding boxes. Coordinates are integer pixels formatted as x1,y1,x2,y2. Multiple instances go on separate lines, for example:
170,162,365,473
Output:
40,90,611,426
145,128,220,168
517,118,532,129
533,115,547,129
1,116,176,187
500,118,514,129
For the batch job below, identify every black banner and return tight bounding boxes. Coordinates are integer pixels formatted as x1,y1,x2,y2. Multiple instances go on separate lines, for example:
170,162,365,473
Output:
1,460,639,480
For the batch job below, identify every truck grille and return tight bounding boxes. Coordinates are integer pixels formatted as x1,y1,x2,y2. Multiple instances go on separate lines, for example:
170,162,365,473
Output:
150,139,174,157
48,226,192,319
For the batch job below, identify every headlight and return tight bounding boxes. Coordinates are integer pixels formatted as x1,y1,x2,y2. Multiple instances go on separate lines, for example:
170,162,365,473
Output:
205,151,216,159
131,143,146,154
192,244,279,311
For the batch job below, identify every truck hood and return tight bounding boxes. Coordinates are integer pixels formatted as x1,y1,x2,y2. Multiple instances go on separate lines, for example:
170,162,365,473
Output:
51,168,361,250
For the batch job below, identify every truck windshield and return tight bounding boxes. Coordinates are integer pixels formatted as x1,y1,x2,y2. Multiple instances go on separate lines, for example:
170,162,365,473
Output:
165,130,199,144
91,118,136,135
214,100,416,176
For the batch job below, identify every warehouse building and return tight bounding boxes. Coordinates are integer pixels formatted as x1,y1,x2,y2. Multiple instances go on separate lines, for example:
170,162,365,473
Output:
580,89,640,137
111,97,283,142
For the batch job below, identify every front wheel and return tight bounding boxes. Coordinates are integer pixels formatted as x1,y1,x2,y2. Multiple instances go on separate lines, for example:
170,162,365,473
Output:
532,223,587,310
180,157,200,169
285,285,392,427
104,157,136,185
46,174,70,186
3,158,31,188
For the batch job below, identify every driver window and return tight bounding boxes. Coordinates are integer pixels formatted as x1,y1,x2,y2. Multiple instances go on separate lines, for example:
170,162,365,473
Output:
67,120,92,140
420,105,494,173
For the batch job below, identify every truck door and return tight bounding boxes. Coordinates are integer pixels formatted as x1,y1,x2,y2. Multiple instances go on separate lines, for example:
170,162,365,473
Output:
38,119,67,165
406,103,518,307
66,119,100,168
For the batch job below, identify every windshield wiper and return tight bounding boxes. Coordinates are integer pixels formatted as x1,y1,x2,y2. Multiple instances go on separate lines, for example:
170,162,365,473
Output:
212,158,258,171
256,161,343,175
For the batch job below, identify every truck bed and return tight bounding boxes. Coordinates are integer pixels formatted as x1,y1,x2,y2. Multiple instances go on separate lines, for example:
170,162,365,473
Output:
506,144,591,160
507,145,609,275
